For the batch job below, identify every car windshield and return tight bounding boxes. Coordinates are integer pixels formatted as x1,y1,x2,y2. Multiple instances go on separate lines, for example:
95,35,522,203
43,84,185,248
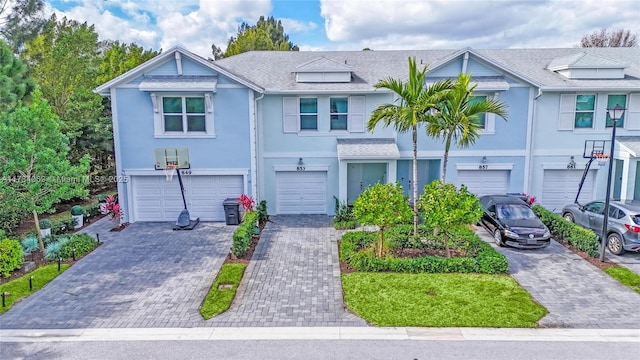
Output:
497,204,537,221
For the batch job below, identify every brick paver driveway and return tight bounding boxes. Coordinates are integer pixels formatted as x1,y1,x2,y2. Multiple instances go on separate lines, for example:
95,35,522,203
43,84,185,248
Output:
0,220,234,329
476,229,640,328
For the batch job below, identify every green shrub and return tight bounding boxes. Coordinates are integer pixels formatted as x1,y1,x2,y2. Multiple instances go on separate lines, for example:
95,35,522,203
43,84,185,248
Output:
58,233,96,260
0,229,6,239
0,205,26,238
334,220,356,230
231,211,259,258
98,194,109,203
38,218,52,229
0,239,24,277
83,203,102,221
256,200,268,224
51,218,78,235
340,227,508,274
70,205,84,216
532,205,599,257
333,197,355,225
44,236,71,260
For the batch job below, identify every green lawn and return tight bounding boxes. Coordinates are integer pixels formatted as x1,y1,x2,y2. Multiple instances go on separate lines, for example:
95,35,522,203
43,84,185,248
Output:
605,266,640,295
200,263,246,319
0,264,70,314
342,272,547,327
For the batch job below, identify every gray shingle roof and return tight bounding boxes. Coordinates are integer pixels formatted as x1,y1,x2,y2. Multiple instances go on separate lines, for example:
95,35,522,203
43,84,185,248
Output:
337,138,400,160
296,56,354,72
617,136,640,157
214,48,640,92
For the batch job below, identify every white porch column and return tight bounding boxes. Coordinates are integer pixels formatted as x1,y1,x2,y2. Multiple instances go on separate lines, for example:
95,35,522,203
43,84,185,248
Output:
339,160,348,203
622,159,637,200
387,160,397,184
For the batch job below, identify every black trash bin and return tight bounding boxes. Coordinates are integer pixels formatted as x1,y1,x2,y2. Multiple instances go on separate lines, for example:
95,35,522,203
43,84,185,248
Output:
223,198,240,225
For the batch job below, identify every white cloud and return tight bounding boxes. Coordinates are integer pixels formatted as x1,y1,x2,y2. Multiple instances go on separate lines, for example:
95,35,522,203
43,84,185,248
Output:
279,18,318,33
320,0,640,50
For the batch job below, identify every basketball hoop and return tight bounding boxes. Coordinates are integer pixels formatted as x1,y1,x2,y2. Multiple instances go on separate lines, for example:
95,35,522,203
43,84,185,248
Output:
594,152,609,167
163,164,177,181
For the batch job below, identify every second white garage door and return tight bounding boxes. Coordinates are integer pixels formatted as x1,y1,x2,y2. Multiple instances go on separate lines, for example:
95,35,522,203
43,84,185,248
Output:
541,169,595,212
276,171,327,214
457,170,510,196
132,175,243,221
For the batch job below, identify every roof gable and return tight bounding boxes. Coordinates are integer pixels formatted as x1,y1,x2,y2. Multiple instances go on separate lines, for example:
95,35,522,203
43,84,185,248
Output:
296,56,354,72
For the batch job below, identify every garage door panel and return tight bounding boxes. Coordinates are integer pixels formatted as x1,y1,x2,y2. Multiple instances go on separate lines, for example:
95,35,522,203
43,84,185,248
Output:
133,175,243,221
276,171,327,214
457,170,509,196
542,169,595,212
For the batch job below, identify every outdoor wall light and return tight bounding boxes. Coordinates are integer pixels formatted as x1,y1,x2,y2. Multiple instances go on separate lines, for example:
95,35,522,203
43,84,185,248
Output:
482,156,488,163
568,156,576,169
297,157,304,166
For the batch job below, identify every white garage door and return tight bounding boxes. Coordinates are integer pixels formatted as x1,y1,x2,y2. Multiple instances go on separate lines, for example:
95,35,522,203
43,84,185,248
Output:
541,169,595,212
276,171,327,214
132,175,243,221
457,170,510,196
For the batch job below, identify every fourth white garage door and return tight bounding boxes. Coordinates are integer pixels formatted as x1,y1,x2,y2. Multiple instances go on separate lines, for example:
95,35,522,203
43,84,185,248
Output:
276,171,327,214
457,170,510,196
541,169,595,212
132,175,243,222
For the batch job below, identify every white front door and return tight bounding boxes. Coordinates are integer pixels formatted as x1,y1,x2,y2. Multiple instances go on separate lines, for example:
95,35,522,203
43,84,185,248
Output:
541,169,595,212
276,171,327,214
132,175,243,221
457,170,510,196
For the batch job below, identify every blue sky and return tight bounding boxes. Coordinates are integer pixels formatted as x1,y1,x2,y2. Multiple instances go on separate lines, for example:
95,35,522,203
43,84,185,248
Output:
45,0,640,58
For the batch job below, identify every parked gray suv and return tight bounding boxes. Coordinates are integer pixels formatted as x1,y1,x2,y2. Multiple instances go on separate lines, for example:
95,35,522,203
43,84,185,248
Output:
561,200,640,255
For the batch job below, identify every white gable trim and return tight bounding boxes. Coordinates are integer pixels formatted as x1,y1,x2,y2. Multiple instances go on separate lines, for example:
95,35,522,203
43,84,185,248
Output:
94,45,263,95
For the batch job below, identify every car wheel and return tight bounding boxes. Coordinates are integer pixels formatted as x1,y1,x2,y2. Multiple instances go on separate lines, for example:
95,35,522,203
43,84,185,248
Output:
563,213,574,223
493,229,505,247
607,233,625,255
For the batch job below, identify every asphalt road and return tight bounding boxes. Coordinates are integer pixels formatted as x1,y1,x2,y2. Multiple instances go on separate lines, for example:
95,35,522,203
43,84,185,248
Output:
2,339,638,360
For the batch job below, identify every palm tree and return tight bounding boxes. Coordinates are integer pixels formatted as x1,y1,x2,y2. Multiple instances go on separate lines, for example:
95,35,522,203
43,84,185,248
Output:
368,57,452,236
427,73,508,182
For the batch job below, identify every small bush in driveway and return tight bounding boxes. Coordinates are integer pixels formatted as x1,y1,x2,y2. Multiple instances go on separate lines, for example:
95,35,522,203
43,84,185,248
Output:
232,211,259,258
532,205,599,257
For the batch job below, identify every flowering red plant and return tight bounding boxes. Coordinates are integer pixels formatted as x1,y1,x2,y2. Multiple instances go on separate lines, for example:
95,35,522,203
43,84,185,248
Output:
238,194,255,212
522,193,536,206
100,195,122,226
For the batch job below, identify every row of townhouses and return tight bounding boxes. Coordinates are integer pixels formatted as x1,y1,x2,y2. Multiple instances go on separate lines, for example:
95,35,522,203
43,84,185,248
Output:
94,46,640,223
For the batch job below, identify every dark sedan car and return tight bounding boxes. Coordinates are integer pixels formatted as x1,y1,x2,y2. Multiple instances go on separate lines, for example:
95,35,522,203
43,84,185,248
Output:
479,195,551,249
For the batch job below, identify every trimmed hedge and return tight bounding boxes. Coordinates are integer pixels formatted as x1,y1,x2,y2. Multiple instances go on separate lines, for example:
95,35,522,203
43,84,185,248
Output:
59,233,97,260
532,205,599,258
340,225,508,274
231,211,259,258
0,239,24,278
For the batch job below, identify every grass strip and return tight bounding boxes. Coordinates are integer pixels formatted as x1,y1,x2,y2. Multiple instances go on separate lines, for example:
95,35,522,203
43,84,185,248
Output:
200,263,246,319
342,272,547,327
0,264,70,314
605,266,640,295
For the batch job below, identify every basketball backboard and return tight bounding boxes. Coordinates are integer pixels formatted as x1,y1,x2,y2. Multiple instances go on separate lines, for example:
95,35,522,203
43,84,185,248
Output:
154,148,190,170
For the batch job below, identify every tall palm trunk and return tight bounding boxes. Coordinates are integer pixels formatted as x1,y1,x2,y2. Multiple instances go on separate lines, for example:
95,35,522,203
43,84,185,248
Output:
440,133,453,182
412,126,418,237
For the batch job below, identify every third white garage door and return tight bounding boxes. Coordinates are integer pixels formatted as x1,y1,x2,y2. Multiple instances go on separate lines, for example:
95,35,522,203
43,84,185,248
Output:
132,175,243,221
541,169,595,212
276,171,327,214
457,170,510,196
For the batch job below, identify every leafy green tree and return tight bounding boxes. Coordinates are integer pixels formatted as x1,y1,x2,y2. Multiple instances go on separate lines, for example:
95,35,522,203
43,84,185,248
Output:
427,73,507,182
352,182,412,257
417,180,482,258
580,28,638,47
0,90,90,251
22,15,105,164
0,39,33,113
0,0,45,52
219,16,299,58
368,57,452,237
97,40,160,85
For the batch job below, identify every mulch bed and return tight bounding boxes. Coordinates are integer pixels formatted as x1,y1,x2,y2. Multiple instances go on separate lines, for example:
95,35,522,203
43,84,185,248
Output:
553,236,616,270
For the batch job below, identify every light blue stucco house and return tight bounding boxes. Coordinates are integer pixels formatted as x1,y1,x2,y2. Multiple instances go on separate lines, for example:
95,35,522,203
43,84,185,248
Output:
95,46,640,222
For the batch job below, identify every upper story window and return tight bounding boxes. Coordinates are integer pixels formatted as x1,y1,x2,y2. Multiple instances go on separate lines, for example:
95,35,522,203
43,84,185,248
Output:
300,98,318,130
575,94,596,128
606,94,626,128
330,97,348,130
470,95,487,129
283,96,365,134
163,96,206,132
151,93,215,138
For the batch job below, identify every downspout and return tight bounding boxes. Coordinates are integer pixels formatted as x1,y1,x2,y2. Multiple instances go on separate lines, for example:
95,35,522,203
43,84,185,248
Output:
252,91,265,201
524,87,542,194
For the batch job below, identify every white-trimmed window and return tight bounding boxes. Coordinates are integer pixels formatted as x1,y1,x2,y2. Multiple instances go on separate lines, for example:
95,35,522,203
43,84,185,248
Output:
151,93,214,138
559,94,596,130
283,96,365,134
606,94,626,128
330,97,348,130
469,94,496,133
